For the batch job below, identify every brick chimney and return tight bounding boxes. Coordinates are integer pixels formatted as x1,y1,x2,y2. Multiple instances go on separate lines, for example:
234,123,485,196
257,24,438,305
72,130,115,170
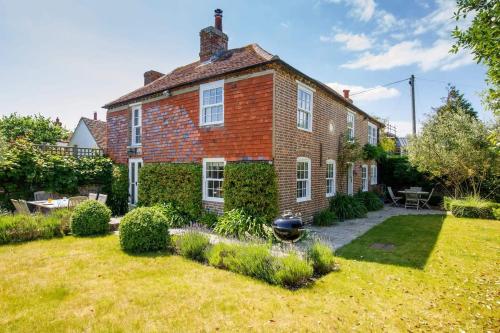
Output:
93,112,98,120
144,70,164,85
199,9,228,62
343,89,353,103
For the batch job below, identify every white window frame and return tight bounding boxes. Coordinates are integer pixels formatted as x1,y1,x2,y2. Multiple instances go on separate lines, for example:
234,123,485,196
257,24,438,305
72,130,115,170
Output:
296,157,311,202
347,111,355,141
202,157,225,202
131,103,142,146
296,82,314,132
361,164,368,192
199,80,224,126
326,159,336,197
370,164,378,185
368,122,378,145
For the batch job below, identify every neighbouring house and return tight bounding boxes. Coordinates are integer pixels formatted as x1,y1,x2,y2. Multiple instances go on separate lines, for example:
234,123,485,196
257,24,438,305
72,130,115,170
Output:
69,112,107,150
104,9,383,220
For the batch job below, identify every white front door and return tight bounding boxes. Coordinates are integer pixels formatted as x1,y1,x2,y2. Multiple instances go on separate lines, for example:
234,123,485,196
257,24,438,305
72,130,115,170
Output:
347,163,354,195
129,158,143,205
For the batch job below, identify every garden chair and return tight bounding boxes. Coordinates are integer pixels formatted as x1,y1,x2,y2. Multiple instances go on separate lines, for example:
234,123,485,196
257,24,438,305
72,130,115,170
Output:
97,194,108,205
410,187,422,192
34,191,51,201
88,193,98,201
68,196,88,210
387,187,402,207
419,188,435,209
405,192,420,210
11,199,31,215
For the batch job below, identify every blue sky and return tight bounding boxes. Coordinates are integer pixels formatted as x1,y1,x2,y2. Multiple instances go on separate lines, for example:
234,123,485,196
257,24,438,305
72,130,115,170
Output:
0,0,490,136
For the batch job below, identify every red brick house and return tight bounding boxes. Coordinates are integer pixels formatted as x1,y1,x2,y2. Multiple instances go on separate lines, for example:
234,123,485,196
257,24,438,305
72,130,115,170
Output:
104,9,383,220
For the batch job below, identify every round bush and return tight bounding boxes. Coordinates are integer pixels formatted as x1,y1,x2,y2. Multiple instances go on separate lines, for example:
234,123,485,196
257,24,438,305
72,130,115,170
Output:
119,207,170,253
70,200,111,236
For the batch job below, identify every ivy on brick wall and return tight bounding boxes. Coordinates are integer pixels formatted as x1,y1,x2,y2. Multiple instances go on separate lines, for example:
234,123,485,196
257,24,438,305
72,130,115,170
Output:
138,163,202,219
223,162,279,222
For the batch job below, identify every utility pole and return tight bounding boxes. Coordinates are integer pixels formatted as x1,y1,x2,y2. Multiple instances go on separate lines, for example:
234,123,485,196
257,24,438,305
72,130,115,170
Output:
409,74,416,135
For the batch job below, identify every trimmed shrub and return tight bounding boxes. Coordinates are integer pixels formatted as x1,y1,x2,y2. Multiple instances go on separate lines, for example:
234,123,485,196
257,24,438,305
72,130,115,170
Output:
175,232,210,262
354,191,384,211
106,164,129,216
0,214,63,244
449,197,499,220
306,242,337,275
274,253,314,288
313,209,337,226
223,162,279,222
329,193,367,220
153,202,190,228
214,209,272,240
199,211,218,229
493,208,500,220
71,200,111,236
119,207,170,253
139,163,202,219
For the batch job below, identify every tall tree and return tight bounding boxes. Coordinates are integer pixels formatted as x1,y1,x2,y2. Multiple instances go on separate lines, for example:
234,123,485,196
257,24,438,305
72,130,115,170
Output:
451,0,499,114
435,85,477,118
0,113,70,144
408,108,498,198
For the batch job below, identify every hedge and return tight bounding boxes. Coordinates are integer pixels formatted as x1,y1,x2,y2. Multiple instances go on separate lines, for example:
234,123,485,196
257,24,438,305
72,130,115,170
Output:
223,162,279,222
105,164,129,216
446,196,499,220
0,214,64,244
139,163,202,219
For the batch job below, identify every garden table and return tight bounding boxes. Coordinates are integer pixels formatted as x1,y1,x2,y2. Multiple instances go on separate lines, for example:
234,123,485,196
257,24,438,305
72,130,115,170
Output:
27,199,69,213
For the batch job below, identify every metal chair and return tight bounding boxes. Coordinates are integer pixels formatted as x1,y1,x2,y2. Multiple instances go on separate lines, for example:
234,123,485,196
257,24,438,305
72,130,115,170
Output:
410,187,422,192
419,188,435,209
97,194,108,205
88,193,98,201
34,191,51,201
387,187,402,207
11,199,31,214
68,196,88,210
405,192,420,210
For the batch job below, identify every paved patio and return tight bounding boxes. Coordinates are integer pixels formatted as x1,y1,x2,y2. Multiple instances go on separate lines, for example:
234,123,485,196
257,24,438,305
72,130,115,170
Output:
305,205,444,250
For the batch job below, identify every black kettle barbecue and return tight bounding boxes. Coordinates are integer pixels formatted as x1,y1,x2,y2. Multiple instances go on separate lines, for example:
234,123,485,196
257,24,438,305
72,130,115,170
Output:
272,210,305,243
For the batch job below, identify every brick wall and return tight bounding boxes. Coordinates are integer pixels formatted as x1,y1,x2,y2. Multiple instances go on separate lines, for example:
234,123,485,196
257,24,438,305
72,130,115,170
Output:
106,108,129,164
273,65,379,221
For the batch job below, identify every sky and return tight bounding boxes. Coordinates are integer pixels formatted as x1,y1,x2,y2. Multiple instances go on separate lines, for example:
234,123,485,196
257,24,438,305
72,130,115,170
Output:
0,0,491,136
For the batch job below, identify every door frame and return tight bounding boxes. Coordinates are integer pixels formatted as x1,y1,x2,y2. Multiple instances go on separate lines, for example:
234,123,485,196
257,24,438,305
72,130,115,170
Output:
128,158,143,205
347,163,354,195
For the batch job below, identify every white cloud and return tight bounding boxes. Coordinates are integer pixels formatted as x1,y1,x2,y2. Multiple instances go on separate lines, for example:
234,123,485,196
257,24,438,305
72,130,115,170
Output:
326,82,400,101
323,0,376,22
341,39,474,71
412,0,470,38
320,31,372,51
280,22,290,29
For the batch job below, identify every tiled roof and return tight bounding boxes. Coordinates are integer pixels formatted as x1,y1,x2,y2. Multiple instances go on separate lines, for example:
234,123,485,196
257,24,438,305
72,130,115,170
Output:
82,118,107,150
104,44,274,108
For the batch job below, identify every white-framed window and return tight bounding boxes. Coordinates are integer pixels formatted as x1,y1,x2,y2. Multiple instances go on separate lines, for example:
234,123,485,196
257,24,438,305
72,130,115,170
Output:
347,111,355,140
368,122,378,145
131,104,142,146
200,80,224,126
326,159,336,197
296,157,311,202
297,83,313,131
370,164,378,185
361,165,368,192
203,158,225,202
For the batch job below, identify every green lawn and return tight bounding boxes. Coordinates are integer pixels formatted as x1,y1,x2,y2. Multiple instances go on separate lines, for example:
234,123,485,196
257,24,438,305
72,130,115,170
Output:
0,215,498,332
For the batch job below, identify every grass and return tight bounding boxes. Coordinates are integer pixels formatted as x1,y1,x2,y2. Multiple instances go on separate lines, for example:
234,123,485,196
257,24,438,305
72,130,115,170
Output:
0,215,498,332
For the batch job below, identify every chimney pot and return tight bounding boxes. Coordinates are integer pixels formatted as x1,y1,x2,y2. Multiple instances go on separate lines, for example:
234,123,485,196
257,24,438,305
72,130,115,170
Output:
93,112,97,120
343,89,350,99
214,9,223,31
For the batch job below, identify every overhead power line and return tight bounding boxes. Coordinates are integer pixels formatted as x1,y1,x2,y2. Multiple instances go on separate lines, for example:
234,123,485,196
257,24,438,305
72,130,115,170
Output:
350,78,410,96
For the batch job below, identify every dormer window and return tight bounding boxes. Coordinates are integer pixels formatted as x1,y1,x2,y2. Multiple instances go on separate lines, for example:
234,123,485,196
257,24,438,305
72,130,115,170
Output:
200,80,224,126
131,104,142,146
